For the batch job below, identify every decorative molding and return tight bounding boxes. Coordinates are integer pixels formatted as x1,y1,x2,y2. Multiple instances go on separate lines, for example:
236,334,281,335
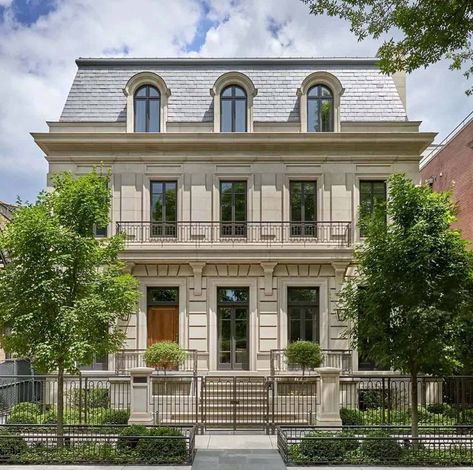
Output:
331,261,350,289
189,262,206,296
260,262,277,295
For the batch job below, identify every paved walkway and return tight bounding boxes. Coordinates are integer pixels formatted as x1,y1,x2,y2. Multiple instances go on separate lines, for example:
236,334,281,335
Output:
192,449,285,470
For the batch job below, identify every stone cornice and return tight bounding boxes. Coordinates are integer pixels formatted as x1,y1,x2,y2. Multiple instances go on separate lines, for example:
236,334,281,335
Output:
32,131,436,160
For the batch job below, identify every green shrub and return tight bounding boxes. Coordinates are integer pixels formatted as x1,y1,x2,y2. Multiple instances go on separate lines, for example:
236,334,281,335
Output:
284,341,323,375
85,407,107,425
360,430,403,462
144,341,187,371
7,412,38,425
456,408,473,425
340,408,364,426
10,402,41,417
68,387,110,409
298,431,351,463
136,426,187,463
64,409,81,425
359,389,386,410
39,410,57,424
116,425,148,451
0,430,27,458
426,403,451,415
100,409,129,425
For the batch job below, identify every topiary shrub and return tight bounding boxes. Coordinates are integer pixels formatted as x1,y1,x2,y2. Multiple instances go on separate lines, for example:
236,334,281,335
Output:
144,341,187,372
136,426,188,463
360,430,403,462
7,412,38,425
0,430,27,458
100,409,129,425
298,431,350,463
284,341,323,376
340,408,364,426
10,402,41,417
116,425,148,451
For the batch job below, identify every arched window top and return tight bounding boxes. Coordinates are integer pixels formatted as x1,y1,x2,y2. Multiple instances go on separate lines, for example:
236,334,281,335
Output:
124,72,170,133
220,85,247,132
308,84,333,98
134,85,160,132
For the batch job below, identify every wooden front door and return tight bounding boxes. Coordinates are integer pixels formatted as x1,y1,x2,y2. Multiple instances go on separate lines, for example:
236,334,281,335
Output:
147,306,179,345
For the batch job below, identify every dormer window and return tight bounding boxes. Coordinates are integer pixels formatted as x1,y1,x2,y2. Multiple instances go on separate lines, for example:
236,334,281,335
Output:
221,85,247,132
307,85,334,132
134,85,160,132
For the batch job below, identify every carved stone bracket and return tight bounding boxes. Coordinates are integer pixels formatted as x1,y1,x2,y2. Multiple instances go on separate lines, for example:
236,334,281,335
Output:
260,262,277,296
331,261,350,291
189,262,206,296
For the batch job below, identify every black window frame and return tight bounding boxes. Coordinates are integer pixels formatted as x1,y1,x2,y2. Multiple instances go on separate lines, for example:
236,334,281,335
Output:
150,180,178,237
290,180,317,237
134,85,160,132
287,287,320,343
219,180,247,237
220,85,247,132
307,84,334,132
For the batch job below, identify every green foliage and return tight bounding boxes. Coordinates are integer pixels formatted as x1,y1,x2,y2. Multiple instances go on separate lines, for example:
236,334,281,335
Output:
284,341,323,375
68,387,110,409
10,402,41,417
144,341,187,370
302,0,473,94
7,412,38,425
340,407,364,426
100,409,129,425
0,431,27,458
456,408,473,425
116,425,148,451
136,427,187,463
360,430,403,462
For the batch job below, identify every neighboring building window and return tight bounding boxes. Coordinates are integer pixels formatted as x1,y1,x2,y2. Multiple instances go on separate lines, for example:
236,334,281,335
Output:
94,225,108,238
80,355,108,371
287,287,319,342
290,181,317,236
359,180,387,236
134,85,160,132
220,181,247,237
307,85,334,132
220,85,247,132
150,181,177,236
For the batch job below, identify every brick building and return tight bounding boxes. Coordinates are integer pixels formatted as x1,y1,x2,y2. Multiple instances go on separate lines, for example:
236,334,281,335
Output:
420,114,473,246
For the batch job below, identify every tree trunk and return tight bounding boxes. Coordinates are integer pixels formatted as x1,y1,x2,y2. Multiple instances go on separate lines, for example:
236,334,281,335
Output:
411,370,419,440
57,361,65,447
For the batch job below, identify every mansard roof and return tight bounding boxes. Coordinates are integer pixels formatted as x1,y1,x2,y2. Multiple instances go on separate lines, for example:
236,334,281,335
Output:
60,57,407,123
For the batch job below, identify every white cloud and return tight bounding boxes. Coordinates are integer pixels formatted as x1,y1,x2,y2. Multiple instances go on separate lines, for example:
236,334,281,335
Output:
0,0,471,202
0,0,13,7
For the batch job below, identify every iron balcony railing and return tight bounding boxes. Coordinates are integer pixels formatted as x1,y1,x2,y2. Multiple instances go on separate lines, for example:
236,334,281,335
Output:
116,221,353,246
115,349,198,376
270,348,353,376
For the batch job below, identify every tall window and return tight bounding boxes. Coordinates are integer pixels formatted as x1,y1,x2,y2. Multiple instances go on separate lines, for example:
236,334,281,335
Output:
307,85,333,132
150,181,177,236
134,85,160,132
359,180,387,236
220,181,247,237
221,85,247,132
287,287,319,342
290,181,317,236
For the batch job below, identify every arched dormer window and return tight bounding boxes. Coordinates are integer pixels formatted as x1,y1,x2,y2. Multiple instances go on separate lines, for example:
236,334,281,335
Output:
221,85,247,132
298,72,344,133
211,72,257,132
134,85,160,132
307,84,333,132
124,72,171,133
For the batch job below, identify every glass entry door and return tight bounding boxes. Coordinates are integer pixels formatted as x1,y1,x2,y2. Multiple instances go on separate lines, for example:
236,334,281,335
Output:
217,288,249,370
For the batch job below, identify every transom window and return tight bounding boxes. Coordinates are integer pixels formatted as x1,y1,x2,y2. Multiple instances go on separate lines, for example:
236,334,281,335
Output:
150,181,177,236
134,85,160,132
220,85,247,132
307,85,334,132
287,287,319,342
290,181,317,236
148,287,179,305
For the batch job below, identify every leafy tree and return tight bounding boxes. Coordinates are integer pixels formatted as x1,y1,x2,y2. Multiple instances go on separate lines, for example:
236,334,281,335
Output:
340,174,473,438
0,170,139,440
302,0,473,94
285,340,324,376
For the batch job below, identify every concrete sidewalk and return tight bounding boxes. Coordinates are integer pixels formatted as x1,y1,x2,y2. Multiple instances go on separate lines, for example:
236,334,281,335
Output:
195,433,277,449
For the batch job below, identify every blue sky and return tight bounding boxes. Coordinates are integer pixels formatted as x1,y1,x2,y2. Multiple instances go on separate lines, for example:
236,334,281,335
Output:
0,0,471,203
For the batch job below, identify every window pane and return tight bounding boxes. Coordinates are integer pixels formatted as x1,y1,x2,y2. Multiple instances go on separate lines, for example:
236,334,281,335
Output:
151,182,163,195
234,195,246,221
290,182,302,221
288,287,318,304
149,86,159,98
217,288,249,304
148,99,160,132
303,186,316,221
234,86,246,97
136,87,147,98
165,186,177,221
135,99,146,132
221,195,232,221
320,99,333,132
321,86,332,97
221,100,232,132
235,99,246,131
148,287,178,304
222,86,233,97
151,194,163,221
308,86,318,97
221,182,232,194
307,99,319,132
233,181,246,193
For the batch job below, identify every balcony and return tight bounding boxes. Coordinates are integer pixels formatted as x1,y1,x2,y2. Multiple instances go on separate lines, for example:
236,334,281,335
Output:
116,221,353,247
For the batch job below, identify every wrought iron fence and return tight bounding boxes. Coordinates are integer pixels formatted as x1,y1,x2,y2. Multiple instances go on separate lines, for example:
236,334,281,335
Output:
115,349,198,375
116,221,353,246
339,375,473,427
278,425,473,465
0,375,130,425
270,349,353,376
0,424,195,464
